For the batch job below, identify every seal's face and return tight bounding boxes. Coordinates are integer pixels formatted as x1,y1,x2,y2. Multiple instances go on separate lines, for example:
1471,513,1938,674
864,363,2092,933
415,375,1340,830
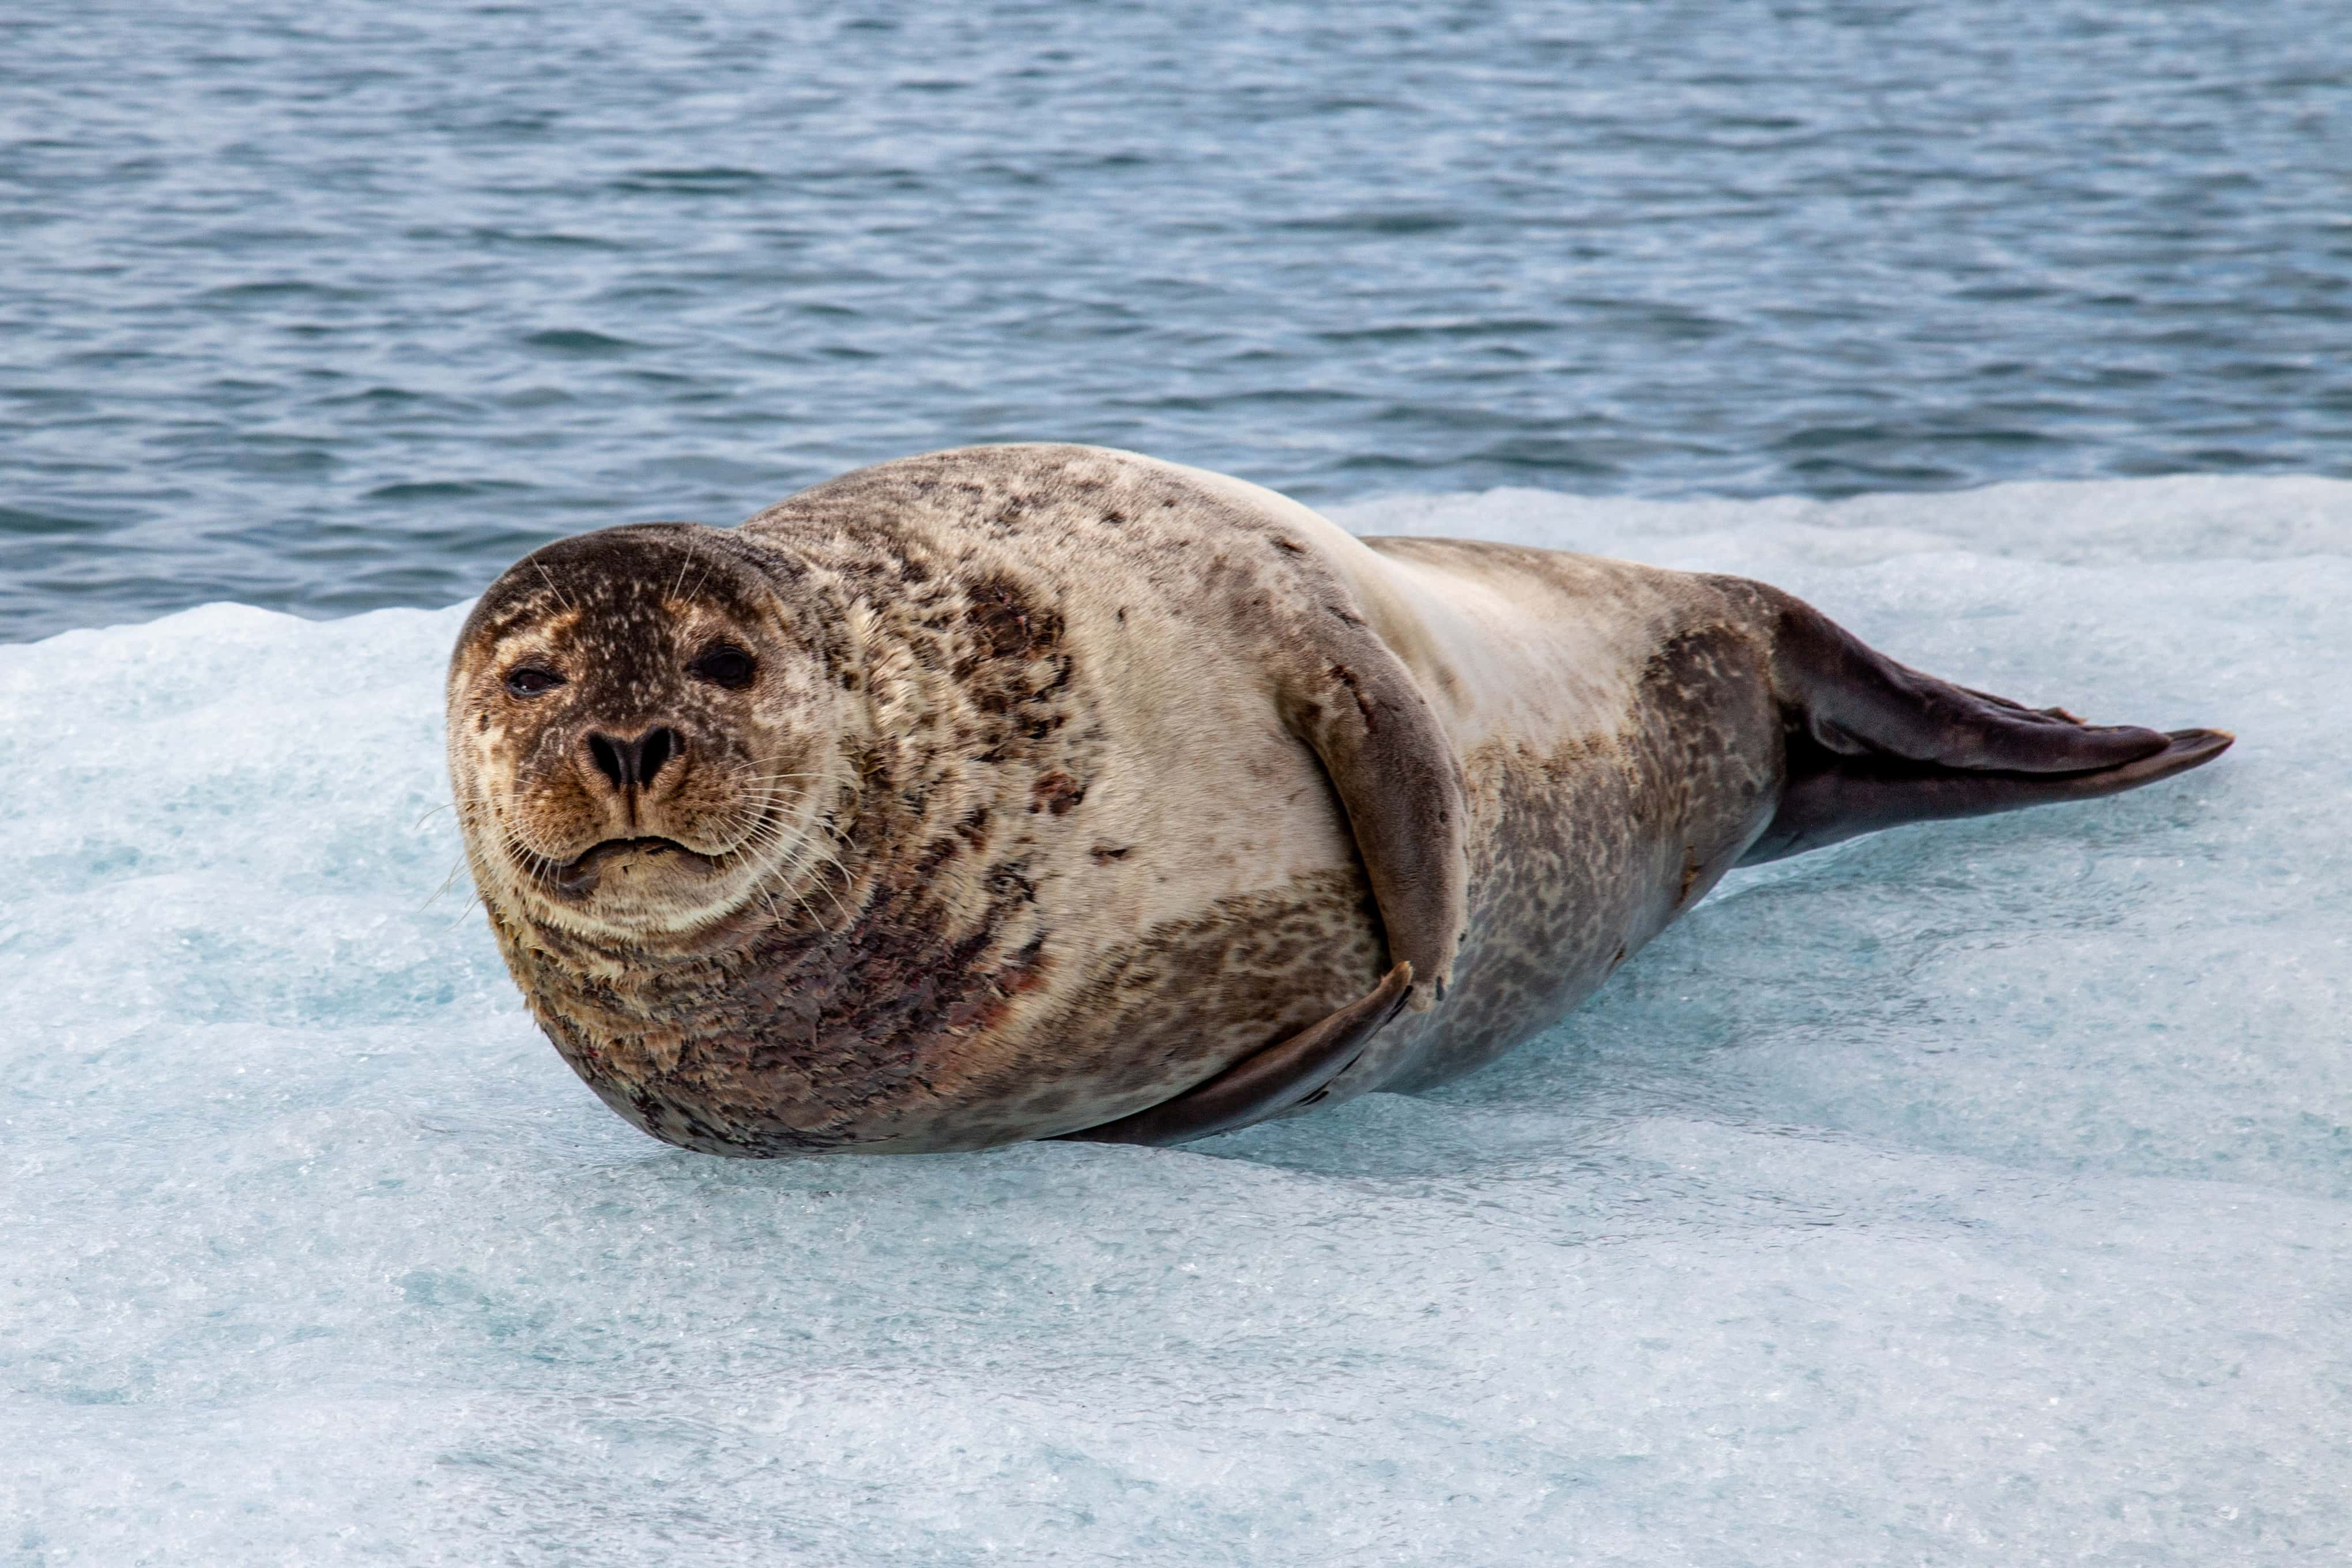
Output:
447,525,847,941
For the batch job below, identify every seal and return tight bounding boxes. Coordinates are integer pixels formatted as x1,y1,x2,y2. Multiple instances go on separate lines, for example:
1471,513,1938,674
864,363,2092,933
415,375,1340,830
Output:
446,444,2231,1155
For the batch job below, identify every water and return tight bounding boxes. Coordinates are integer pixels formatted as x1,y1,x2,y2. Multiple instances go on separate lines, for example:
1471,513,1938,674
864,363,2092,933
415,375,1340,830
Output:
5,481,2348,1563
6,0,2352,641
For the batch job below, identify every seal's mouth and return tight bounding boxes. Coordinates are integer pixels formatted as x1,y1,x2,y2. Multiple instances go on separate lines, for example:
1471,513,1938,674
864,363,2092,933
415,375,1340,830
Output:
549,835,715,899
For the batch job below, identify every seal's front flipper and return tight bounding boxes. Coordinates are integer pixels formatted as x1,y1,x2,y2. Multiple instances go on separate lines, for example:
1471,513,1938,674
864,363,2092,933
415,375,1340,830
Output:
1277,604,1470,1012
1057,963,1415,1147
1739,591,2233,865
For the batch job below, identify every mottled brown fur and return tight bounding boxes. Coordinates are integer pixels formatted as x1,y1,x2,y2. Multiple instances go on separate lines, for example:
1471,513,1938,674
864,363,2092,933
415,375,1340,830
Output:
450,444,2222,1155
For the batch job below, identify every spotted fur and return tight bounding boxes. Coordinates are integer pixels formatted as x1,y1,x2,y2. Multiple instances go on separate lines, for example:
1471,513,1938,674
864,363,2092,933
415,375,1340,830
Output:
449,444,2222,1155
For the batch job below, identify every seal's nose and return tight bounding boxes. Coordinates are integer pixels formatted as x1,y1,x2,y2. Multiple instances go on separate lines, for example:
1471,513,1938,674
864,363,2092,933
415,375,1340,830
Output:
585,727,682,793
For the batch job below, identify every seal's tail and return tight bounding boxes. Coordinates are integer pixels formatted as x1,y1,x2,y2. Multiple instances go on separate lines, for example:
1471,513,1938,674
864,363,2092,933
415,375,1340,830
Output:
1737,591,2232,866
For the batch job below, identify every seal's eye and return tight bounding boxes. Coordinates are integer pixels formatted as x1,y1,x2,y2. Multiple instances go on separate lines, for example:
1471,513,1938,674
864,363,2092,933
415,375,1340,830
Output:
690,646,756,689
505,666,566,697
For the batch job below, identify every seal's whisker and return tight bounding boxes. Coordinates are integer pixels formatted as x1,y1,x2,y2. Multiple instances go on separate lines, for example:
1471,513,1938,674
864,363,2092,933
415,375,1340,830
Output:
721,823,849,922
497,820,562,883
781,832,851,877
531,558,575,612
722,760,828,779
420,859,469,912
774,851,853,922
775,873,834,928
735,816,852,921
416,796,500,830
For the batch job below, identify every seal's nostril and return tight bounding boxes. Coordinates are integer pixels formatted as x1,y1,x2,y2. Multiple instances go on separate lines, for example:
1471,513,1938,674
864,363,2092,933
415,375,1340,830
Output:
586,729,681,792
587,733,627,790
639,728,679,786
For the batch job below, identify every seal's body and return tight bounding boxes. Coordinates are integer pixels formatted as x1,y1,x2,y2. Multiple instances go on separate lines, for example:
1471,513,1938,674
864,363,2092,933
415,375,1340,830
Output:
448,445,2228,1155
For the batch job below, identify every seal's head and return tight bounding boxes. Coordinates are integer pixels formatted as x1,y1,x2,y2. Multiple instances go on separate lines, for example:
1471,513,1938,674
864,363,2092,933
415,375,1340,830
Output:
447,524,849,942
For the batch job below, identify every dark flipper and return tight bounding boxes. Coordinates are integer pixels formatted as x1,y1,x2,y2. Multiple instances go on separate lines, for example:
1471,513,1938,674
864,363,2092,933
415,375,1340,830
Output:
1057,963,1415,1147
1737,592,2233,866
1277,616,1469,1012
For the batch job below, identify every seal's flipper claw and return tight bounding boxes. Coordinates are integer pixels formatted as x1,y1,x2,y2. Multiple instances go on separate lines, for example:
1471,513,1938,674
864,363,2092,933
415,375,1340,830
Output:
1056,963,1415,1147
1739,590,2233,865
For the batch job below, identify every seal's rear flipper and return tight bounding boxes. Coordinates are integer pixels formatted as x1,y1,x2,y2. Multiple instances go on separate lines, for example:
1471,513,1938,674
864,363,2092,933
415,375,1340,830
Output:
1737,591,2233,866
1057,963,1415,1147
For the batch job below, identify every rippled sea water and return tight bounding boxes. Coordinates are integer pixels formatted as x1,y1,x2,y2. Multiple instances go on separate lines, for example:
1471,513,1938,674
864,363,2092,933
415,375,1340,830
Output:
5,0,2350,638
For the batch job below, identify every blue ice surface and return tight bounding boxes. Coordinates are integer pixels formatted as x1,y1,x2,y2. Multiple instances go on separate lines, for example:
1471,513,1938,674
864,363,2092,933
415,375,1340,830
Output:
3,478,2347,1565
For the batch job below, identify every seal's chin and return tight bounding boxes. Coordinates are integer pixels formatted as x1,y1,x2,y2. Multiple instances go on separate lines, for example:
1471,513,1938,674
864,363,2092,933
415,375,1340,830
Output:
548,836,716,901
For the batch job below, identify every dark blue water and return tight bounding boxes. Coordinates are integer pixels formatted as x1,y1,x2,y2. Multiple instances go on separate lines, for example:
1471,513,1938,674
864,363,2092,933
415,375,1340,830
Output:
5,0,2349,640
